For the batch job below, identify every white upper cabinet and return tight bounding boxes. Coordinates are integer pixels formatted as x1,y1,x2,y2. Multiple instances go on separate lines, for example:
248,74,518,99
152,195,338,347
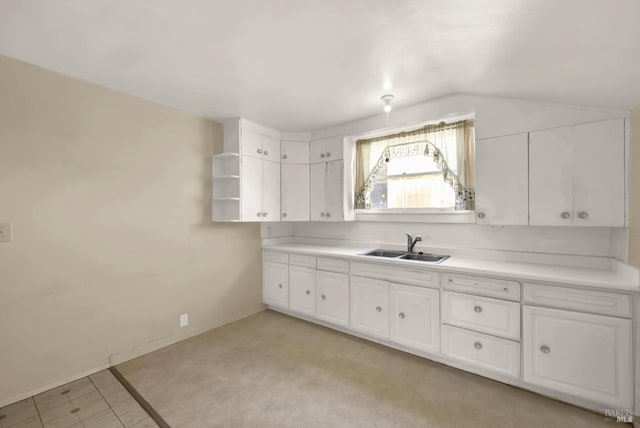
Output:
281,164,310,221
475,133,529,225
240,155,280,222
233,127,281,161
529,119,625,227
261,159,281,221
281,140,309,164
310,136,344,163
310,160,343,221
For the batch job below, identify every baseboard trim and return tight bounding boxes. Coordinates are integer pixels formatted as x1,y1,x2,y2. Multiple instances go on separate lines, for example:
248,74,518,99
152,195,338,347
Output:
110,367,170,428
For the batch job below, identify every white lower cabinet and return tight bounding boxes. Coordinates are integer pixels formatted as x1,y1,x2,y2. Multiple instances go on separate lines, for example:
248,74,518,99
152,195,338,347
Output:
523,306,633,408
316,270,349,327
288,266,315,316
390,283,439,354
441,325,520,378
263,262,288,308
350,276,389,338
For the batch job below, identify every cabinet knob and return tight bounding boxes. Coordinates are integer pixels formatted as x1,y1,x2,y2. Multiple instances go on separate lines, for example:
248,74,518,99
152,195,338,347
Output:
320,212,325,217
282,154,288,160
282,212,287,218
577,211,588,219
257,212,263,217
320,153,325,158
477,212,485,219
474,342,482,350
375,306,382,313
278,284,282,289
321,294,326,300
263,212,268,217
305,290,310,295
398,312,405,319
326,152,331,157
473,305,482,313
264,150,269,156
257,149,262,154
540,345,550,354
325,212,331,218
560,211,571,219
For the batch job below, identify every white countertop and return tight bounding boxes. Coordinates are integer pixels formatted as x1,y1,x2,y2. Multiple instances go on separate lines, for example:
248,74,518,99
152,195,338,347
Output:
263,243,640,292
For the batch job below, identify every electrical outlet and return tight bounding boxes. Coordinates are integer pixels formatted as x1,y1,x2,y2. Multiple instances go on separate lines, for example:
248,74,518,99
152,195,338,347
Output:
179,313,188,328
0,223,12,242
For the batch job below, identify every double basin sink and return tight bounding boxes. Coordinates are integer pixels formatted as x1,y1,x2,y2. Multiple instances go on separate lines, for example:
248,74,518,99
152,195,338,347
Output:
360,249,449,264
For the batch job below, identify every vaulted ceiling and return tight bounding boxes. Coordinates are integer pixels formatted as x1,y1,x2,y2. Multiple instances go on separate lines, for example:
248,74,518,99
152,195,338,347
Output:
1,0,639,131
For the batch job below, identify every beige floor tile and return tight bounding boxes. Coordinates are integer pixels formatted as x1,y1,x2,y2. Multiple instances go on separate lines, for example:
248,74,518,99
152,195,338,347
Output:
0,398,38,427
33,388,68,414
100,383,132,407
39,402,80,428
89,370,118,390
70,391,109,421
4,415,43,428
110,399,148,428
128,417,158,428
81,409,124,428
62,378,96,401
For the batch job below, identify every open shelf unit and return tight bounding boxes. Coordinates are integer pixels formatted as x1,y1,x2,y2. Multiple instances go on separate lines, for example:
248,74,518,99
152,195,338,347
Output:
212,154,241,221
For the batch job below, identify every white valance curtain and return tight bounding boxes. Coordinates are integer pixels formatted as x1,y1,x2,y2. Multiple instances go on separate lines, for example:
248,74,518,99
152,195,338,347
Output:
354,120,475,210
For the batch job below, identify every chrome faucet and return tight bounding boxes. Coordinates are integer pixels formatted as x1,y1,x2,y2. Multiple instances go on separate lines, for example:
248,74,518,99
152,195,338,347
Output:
405,234,422,253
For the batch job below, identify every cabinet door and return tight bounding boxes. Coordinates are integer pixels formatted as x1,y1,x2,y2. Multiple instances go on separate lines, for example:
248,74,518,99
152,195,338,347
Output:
281,141,309,164
523,306,632,408
325,160,343,221
390,284,439,354
261,135,281,162
316,270,349,327
240,155,263,221
240,128,263,158
323,136,344,161
475,134,528,225
310,163,326,221
529,127,574,226
309,140,326,163
261,160,280,222
281,164,310,221
289,266,315,316
350,276,389,338
263,262,288,308
573,119,624,227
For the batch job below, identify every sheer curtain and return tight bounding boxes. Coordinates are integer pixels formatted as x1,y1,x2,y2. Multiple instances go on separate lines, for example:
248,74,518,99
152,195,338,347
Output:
354,120,475,210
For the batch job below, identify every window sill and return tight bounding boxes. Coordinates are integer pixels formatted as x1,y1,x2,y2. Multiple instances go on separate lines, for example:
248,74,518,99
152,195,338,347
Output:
354,209,476,224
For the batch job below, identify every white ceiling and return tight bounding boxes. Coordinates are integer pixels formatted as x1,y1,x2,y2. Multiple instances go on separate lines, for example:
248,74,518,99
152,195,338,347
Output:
1,0,639,131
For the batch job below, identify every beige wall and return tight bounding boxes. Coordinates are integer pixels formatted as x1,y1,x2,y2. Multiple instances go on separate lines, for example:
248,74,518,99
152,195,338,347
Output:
0,55,263,405
630,106,640,266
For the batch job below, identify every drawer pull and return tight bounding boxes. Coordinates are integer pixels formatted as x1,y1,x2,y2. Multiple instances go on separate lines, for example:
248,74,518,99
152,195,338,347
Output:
264,150,269,156
321,294,326,300
474,342,482,350
561,211,571,219
305,290,310,295
376,306,382,313
540,345,550,354
282,154,288,159
398,312,405,319
473,305,483,313
278,284,282,289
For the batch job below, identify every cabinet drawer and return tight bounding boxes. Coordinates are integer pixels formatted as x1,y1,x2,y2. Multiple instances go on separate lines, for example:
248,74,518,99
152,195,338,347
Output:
351,261,440,288
442,292,520,340
441,325,520,378
289,254,316,269
523,283,632,318
264,251,288,264
443,273,520,301
317,257,349,274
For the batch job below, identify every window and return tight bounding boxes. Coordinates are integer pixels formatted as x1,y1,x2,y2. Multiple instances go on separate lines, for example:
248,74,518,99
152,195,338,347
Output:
354,120,475,211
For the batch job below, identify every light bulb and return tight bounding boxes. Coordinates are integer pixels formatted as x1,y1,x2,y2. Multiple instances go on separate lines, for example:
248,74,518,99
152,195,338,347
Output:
384,104,392,113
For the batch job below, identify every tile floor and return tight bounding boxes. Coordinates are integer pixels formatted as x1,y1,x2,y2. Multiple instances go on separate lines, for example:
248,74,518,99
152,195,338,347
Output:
0,370,158,428
116,310,627,427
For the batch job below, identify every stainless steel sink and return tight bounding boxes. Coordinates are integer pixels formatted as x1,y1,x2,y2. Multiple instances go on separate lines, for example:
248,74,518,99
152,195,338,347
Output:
399,253,450,264
360,249,407,258
360,249,449,264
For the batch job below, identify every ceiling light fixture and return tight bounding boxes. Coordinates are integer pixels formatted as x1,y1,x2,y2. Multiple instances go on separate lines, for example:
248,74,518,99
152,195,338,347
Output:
381,94,394,114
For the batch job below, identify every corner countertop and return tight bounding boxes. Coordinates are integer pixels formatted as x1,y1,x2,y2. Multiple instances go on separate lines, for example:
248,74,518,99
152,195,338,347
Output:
263,243,640,292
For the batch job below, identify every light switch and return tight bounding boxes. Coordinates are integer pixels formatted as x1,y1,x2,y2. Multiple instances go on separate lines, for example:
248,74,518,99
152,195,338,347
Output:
0,223,11,242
